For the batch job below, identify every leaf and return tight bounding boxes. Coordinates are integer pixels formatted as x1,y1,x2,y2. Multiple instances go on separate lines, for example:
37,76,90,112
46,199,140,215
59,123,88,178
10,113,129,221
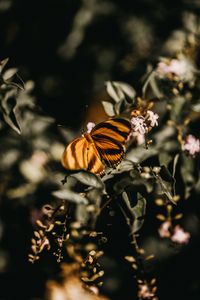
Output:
159,165,174,183
106,81,125,103
52,189,88,205
115,81,136,101
142,68,163,99
180,153,196,199
1,90,21,134
159,152,172,167
0,58,9,73
121,191,146,233
172,154,179,178
170,96,187,122
3,68,18,81
102,101,115,116
70,172,104,189
155,173,176,204
130,170,153,193
172,154,179,195
105,81,136,103
113,176,135,194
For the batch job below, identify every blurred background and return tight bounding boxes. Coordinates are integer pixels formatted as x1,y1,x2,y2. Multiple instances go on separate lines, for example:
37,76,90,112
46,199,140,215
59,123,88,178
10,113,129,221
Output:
0,0,200,299
1,0,199,128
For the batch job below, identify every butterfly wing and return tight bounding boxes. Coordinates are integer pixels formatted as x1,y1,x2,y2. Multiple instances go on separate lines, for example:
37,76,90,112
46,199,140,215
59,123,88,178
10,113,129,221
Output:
61,136,105,174
91,117,131,145
91,118,131,168
93,137,124,168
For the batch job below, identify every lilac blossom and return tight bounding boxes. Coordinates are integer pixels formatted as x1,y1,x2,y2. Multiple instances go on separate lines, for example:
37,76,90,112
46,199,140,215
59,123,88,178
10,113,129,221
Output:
131,116,147,135
171,225,190,244
182,134,200,156
158,221,171,238
146,110,159,127
156,57,194,82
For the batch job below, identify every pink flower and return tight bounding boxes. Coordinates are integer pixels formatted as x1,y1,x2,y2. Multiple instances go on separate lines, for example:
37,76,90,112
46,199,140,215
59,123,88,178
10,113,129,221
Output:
171,225,190,244
158,221,171,238
182,134,200,156
146,110,159,127
156,57,194,81
131,116,147,135
138,284,154,299
86,122,95,133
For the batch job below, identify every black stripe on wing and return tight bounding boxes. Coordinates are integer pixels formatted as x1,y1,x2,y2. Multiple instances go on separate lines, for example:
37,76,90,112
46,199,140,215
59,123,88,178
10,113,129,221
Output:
94,138,124,168
91,118,131,144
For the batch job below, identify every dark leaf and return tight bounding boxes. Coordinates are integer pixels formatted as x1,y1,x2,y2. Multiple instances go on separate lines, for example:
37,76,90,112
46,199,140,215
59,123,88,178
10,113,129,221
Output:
0,58,9,73
52,189,88,205
121,191,146,233
70,171,104,189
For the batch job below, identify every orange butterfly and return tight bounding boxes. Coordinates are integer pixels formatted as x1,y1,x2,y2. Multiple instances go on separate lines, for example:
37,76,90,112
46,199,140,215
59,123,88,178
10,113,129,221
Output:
61,118,131,175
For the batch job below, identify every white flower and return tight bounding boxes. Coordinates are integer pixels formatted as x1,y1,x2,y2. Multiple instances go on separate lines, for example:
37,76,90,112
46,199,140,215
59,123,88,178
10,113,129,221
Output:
131,116,147,135
146,110,159,127
156,57,195,82
182,134,200,156
171,225,190,244
86,122,95,133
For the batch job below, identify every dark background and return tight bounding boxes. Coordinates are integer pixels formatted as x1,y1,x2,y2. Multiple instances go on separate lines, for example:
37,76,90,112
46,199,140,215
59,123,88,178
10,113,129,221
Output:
1,0,195,127
0,0,200,300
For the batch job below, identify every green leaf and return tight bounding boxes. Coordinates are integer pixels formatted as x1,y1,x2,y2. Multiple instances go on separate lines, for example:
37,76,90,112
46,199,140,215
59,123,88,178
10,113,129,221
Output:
52,189,88,205
159,152,172,167
142,68,163,99
1,90,21,134
105,81,135,103
170,96,187,122
154,173,176,204
180,153,196,199
121,191,146,233
102,101,115,116
70,171,104,189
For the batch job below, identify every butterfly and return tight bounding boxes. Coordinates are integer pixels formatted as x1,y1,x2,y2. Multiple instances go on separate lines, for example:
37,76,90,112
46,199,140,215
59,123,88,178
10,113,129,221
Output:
61,117,131,175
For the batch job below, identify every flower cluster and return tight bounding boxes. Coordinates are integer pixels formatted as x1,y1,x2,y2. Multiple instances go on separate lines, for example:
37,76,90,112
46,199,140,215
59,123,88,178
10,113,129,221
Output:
158,221,190,245
182,134,200,156
156,56,195,82
130,110,159,145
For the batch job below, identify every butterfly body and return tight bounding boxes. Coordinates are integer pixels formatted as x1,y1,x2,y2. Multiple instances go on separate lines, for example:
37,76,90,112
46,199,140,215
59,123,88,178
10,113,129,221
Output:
62,118,131,175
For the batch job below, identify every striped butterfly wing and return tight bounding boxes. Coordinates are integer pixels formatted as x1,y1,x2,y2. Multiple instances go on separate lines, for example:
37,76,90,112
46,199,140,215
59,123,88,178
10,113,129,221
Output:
91,118,131,168
61,136,105,174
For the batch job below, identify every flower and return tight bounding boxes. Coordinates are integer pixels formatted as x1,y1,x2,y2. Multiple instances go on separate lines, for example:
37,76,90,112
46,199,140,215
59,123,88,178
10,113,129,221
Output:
156,57,194,82
146,110,159,127
87,122,95,133
182,134,200,156
158,221,171,238
138,283,155,299
171,225,190,244
131,116,147,135
131,131,145,145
